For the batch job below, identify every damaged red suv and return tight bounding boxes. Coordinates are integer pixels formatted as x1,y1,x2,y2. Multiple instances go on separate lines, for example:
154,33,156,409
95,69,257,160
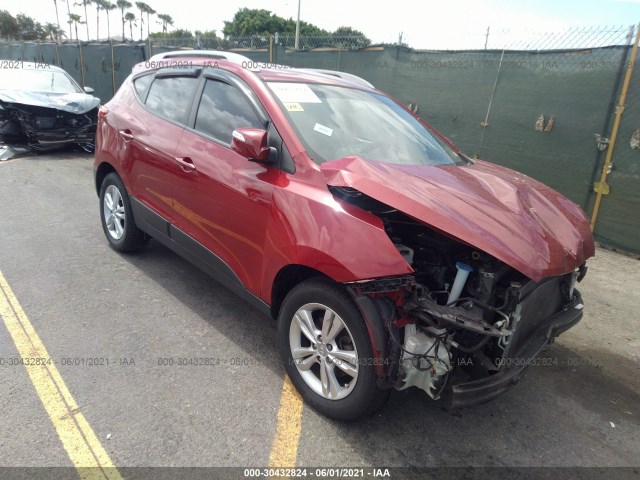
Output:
94,51,594,421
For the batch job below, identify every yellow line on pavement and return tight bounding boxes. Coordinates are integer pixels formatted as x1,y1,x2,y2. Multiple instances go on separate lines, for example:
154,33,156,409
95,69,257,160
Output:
269,374,303,467
0,270,122,480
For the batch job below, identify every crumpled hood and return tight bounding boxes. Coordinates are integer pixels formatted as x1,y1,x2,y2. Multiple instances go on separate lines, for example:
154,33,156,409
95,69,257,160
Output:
0,90,100,114
320,156,595,282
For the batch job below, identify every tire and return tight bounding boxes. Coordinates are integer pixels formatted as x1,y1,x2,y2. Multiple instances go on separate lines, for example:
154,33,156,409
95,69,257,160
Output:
278,278,390,421
99,172,148,252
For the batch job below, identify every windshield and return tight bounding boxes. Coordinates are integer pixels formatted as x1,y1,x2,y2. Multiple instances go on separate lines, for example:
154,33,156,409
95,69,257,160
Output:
0,68,82,94
268,82,460,166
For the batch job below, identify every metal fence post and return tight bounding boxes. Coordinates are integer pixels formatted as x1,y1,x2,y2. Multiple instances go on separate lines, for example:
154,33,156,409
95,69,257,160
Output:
583,25,635,210
478,49,505,155
110,38,116,96
590,23,640,232
78,41,86,88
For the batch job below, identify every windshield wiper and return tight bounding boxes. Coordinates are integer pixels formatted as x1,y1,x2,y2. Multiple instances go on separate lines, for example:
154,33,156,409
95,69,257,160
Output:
457,152,475,165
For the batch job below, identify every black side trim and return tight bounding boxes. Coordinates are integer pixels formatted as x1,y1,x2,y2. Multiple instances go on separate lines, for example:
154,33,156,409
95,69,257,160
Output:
130,197,170,237
130,197,271,317
169,226,242,288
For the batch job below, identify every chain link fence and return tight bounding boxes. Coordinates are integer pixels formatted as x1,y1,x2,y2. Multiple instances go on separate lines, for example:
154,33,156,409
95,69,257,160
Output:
152,35,270,50
1,26,639,253
150,34,372,50
482,25,633,50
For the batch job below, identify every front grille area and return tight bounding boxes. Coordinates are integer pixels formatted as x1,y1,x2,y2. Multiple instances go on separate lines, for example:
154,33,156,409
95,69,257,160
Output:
504,274,570,358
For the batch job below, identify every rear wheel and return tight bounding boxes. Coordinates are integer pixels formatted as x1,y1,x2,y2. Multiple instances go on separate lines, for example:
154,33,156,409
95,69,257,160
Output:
277,278,389,421
99,172,148,252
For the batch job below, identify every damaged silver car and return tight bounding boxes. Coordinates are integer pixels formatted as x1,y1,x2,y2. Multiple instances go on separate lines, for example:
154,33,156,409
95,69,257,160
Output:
0,61,99,161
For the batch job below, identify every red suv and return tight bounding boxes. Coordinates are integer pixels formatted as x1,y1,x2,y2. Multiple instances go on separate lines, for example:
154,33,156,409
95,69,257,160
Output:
94,51,594,421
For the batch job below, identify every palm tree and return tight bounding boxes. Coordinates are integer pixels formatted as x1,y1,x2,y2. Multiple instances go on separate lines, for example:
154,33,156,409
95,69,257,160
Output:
68,13,84,42
135,2,144,40
94,0,101,39
99,0,117,39
52,0,61,35
74,0,92,40
144,5,155,37
124,12,135,41
64,0,73,40
135,2,154,40
116,0,131,41
157,13,173,34
44,22,65,41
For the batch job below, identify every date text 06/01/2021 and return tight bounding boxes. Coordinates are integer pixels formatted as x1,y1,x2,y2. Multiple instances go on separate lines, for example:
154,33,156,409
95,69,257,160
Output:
243,468,391,478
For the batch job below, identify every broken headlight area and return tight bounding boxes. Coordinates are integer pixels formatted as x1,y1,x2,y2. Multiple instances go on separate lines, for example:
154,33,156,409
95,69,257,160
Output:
0,102,97,160
338,187,587,408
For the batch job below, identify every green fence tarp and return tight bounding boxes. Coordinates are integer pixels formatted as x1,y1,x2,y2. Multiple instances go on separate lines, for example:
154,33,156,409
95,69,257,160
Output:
1,42,638,253
593,50,640,253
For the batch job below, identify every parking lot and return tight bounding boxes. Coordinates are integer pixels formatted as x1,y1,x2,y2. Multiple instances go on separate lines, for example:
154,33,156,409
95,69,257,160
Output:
1,153,639,477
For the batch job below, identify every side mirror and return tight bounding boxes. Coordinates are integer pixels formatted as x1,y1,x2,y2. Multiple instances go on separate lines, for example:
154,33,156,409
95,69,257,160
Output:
84,86,95,94
231,128,273,163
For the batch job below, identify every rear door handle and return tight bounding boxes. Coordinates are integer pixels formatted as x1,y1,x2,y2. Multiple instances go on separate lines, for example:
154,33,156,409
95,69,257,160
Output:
175,156,196,172
119,129,134,141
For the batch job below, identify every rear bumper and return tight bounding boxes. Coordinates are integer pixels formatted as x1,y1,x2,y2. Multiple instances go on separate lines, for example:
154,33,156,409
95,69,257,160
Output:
448,290,584,409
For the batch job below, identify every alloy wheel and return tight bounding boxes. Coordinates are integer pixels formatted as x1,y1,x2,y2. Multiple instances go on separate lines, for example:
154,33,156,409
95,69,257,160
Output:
103,184,125,240
289,303,359,400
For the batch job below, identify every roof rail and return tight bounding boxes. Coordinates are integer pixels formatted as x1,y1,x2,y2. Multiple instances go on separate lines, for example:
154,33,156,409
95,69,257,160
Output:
148,50,252,65
295,68,374,89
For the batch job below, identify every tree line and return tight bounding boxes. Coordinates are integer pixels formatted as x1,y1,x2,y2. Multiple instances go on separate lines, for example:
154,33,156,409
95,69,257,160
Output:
0,5,370,46
0,1,172,42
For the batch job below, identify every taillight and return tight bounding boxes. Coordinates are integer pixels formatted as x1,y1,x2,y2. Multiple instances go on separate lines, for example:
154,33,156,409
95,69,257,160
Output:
98,106,108,120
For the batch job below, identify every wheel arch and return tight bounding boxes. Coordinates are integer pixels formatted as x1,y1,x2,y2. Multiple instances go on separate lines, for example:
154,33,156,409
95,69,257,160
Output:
270,264,329,319
94,161,118,196
270,265,393,383
276,275,392,419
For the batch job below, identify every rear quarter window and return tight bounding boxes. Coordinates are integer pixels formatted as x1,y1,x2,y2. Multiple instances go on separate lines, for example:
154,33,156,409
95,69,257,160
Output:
133,74,153,100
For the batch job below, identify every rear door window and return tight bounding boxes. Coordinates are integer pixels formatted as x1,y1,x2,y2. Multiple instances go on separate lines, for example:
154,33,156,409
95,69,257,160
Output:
145,76,199,125
194,79,263,145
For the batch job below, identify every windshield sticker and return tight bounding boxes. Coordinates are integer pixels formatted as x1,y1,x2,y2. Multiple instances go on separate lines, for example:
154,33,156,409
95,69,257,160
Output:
269,82,321,103
283,102,304,112
313,123,333,137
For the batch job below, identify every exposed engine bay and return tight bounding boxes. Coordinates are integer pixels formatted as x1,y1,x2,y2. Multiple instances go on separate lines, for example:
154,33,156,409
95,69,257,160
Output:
0,101,98,160
332,186,588,407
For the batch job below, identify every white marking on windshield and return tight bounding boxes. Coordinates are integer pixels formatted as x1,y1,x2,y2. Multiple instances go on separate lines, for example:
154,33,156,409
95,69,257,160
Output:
313,123,333,137
269,82,321,103
284,102,304,112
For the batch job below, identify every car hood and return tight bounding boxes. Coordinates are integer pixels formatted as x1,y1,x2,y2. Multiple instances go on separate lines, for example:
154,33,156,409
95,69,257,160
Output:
320,156,595,282
0,90,100,114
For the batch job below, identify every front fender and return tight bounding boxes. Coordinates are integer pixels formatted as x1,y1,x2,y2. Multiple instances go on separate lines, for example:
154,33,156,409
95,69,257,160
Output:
259,183,412,303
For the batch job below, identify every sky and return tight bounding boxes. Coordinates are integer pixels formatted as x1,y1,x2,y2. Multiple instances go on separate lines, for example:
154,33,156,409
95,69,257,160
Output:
4,0,640,49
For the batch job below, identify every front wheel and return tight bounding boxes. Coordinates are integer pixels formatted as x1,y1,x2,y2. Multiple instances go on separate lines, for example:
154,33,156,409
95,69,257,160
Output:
277,278,389,421
99,172,148,252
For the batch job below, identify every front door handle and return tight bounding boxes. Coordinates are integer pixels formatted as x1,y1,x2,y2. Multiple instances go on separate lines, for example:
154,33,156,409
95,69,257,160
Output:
175,156,196,172
119,129,134,142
